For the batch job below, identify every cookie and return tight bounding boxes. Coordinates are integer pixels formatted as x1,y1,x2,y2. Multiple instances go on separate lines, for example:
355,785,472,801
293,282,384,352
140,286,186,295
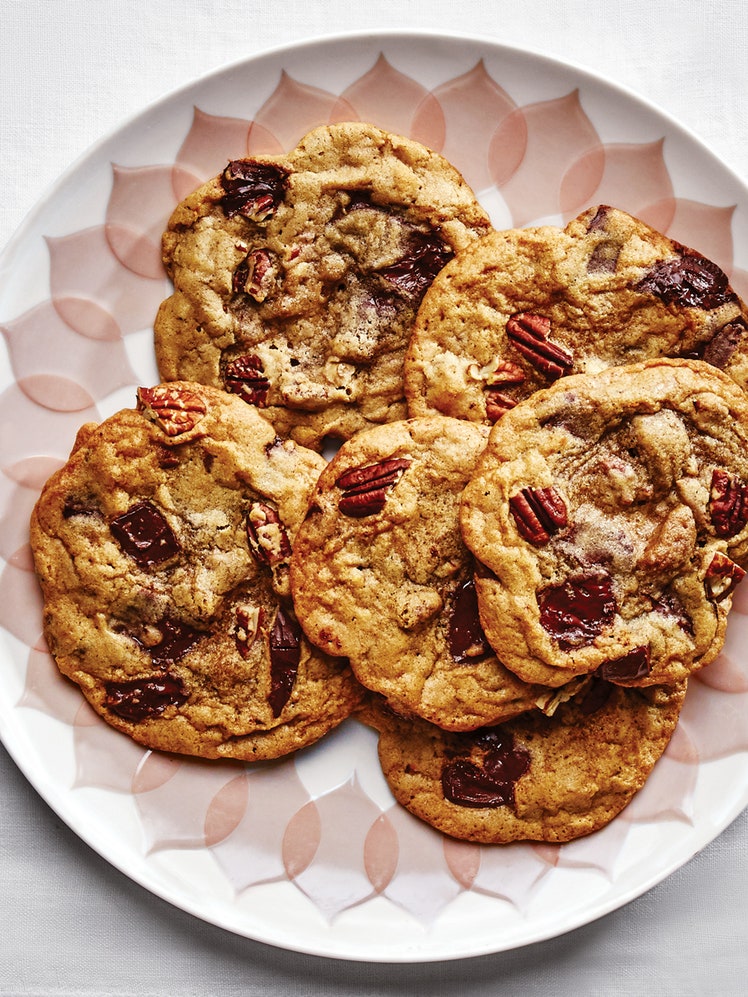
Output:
405,204,748,423
460,358,748,689
362,677,687,843
154,122,491,450
289,416,545,731
30,382,363,760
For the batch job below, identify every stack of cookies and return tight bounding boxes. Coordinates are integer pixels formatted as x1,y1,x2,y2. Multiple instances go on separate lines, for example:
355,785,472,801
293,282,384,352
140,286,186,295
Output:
30,122,748,844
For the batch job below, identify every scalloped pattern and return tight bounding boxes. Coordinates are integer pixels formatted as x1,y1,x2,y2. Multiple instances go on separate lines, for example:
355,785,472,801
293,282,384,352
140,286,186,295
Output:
3,51,748,929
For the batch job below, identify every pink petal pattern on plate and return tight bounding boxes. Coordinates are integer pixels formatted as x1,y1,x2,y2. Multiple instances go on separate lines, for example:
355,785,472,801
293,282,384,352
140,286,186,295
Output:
0,385,99,465
18,640,83,724
248,71,355,155
560,140,675,227
411,60,522,193
134,755,244,852
0,557,44,645
212,761,313,892
47,227,169,336
378,804,469,924
73,701,150,793
0,472,48,563
331,54,430,138
105,165,177,279
492,90,602,225
470,841,552,908
1,52,746,941
173,107,252,199
1,301,136,409
285,773,384,920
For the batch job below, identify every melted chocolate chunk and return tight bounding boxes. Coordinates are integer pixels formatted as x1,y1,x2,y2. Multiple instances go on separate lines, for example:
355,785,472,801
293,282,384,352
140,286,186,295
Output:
267,606,301,717
699,318,747,369
104,673,188,722
221,160,290,220
378,231,453,300
636,250,736,310
599,645,651,682
442,728,530,808
135,618,204,667
448,577,491,664
109,502,180,567
538,573,616,649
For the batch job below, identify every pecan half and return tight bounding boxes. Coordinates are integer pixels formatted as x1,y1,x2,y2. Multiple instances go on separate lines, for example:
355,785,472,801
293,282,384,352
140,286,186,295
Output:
709,468,748,537
509,486,568,544
704,551,746,601
223,354,270,406
336,457,411,517
137,385,207,439
506,312,573,380
246,502,292,566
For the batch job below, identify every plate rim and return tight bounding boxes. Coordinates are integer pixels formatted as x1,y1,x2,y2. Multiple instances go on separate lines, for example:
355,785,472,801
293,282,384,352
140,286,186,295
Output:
1,27,747,963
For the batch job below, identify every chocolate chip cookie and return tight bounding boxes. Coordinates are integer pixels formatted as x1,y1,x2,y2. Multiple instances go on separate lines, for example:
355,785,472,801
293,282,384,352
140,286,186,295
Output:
405,204,748,423
460,358,748,689
154,122,491,450
363,678,686,843
289,416,543,731
30,382,363,760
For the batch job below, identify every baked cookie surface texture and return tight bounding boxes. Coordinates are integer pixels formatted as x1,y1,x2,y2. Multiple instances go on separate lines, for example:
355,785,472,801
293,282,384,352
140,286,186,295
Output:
30,382,362,760
405,205,748,423
460,359,748,689
363,678,687,843
290,416,542,730
154,122,491,450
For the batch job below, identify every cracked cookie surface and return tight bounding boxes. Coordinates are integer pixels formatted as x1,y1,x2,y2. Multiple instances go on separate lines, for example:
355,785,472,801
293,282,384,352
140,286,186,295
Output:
154,122,491,450
362,678,686,843
290,416,543,730
460,359,748,689
30,382,362,760
405,205,748,424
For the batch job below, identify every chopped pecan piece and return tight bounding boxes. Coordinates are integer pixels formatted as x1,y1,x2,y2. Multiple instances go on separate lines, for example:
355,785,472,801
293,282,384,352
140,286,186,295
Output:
246,502,292,566
704,551,746,601
336,457,411,517
506,312,573,380
509,486,568,544
232,604,264,658
137,385,207,439
232,248,275,301
485,390,518,422
709,468,748,537
223,354,270,406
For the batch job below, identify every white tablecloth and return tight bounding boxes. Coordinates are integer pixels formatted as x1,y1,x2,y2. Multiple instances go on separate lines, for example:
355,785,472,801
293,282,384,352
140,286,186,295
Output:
1,1,747,993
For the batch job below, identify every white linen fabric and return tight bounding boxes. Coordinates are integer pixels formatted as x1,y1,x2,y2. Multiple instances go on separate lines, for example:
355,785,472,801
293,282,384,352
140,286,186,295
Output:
1,0,747,993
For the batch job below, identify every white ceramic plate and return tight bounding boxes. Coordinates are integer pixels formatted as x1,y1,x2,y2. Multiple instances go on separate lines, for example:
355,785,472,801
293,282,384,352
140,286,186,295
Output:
1,30,748,963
